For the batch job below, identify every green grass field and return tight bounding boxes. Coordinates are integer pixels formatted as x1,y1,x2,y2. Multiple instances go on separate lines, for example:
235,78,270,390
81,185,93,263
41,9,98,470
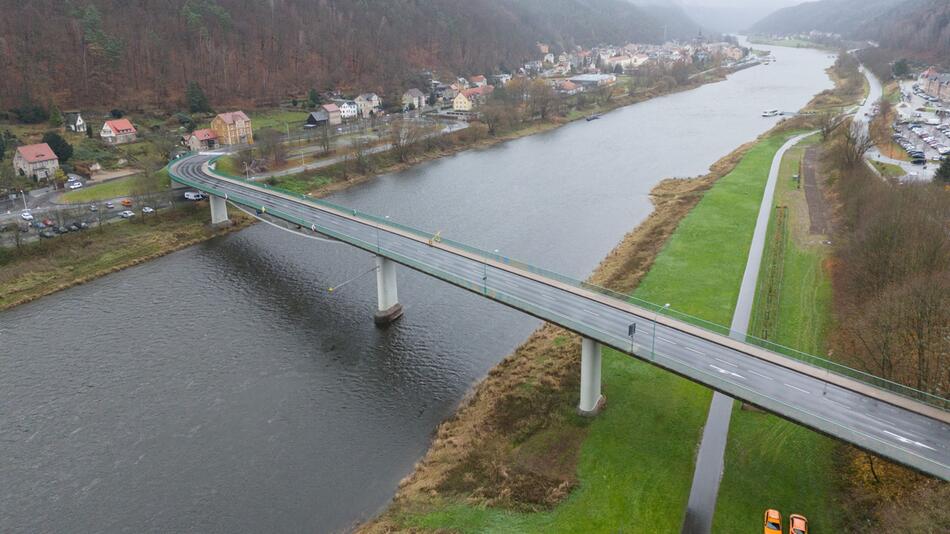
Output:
60,170,169,203
387,131,803,532
713,138,842,533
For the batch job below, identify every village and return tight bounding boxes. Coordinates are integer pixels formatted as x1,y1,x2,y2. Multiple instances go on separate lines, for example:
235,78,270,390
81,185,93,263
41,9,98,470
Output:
1,35,748,240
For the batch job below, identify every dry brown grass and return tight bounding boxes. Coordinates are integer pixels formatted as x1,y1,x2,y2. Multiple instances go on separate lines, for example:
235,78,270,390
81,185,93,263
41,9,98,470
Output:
0,207,252,311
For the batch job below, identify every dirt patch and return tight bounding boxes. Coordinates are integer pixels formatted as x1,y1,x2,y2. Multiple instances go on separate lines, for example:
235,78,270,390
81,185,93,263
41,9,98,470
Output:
802,145,831,235
358,139,757,533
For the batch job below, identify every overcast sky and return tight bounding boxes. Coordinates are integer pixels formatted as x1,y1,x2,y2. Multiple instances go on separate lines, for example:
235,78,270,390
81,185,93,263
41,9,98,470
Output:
680,0,799,6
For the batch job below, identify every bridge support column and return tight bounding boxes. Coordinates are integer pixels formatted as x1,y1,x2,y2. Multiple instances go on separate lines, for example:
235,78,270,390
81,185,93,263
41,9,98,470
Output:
578,337,605,416
209,194,229,226
374,256,403,326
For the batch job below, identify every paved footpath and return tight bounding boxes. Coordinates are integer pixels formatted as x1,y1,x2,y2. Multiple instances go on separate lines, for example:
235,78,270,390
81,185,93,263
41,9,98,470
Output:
681,131,817,534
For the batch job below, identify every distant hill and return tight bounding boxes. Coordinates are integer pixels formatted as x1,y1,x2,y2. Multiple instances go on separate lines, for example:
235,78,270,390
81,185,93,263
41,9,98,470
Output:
748,0,903,36
748,0,950,68
857,0,950,64
0,0,694,110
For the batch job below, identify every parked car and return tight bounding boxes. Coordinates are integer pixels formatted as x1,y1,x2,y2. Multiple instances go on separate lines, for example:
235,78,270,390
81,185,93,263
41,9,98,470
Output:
89,204,98,212
141,206,155,214
39,230,56,239
20,210,33,221
68,181,83,190
184,191,206,201
119,210,135,219
105,202,115,209
789,514,808,534
764,509,782,534
120,198,133,207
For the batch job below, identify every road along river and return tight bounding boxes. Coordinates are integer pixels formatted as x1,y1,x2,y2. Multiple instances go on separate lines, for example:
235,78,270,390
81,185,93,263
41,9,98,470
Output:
0,42,833,532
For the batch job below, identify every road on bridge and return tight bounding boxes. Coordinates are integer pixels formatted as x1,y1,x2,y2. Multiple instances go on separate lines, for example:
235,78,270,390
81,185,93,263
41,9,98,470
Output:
169,153,950,481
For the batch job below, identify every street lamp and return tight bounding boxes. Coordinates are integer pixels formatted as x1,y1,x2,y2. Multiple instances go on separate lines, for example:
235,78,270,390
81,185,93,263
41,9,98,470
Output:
651,303,670,359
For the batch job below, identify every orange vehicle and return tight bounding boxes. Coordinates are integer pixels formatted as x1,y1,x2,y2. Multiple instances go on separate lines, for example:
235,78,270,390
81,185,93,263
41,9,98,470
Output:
764,509,782,534
120,198,133,207
789,514,808,534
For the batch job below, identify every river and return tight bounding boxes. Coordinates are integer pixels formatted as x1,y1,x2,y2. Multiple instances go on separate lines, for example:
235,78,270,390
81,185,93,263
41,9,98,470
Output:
0,41,833,533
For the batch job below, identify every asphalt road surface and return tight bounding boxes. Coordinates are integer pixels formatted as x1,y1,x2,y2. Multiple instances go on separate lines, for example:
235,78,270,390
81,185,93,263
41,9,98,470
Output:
170,154,950,481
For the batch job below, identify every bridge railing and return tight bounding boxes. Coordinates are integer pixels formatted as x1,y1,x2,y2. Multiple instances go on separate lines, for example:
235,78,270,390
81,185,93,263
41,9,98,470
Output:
174,157,950,412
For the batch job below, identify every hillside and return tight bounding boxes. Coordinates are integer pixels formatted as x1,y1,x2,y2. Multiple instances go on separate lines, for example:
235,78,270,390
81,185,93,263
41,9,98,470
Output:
858,0,950,64
748,0,902,36
0,0,692,110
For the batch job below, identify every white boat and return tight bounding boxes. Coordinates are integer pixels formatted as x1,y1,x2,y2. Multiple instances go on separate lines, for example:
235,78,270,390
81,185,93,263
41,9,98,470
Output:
762,109,780,117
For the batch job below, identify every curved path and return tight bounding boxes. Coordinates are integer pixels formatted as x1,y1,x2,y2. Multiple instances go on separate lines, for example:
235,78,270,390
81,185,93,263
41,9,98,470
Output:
682,132,817,534
169,154,950,484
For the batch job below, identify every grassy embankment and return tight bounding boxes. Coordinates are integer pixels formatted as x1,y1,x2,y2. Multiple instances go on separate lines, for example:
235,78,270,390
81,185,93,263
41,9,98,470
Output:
59,169,171,203
712,137,843,532
364,130,804,533
0,206,250,312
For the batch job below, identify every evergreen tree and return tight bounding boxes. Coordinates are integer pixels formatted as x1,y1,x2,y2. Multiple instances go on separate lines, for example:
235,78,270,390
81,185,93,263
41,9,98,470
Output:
935,157,950,184
0,134,6,161
42,132,73,163
186,81,212,113
307,88,322,108
49,105,63,128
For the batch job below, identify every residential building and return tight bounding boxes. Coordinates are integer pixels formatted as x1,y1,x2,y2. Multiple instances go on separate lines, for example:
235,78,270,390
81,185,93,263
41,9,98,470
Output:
402,88,427,110
452,92,473,112
355,93,381,117
920,67,950,101
14,143,60,181
556,80,582,95
490,73,512,86
63,111,86,133
307,103,342,127
332,100,359,120
211,111,254,145
100,119,138,144
186,129,218,151
453,86,494,111
468,75,487,88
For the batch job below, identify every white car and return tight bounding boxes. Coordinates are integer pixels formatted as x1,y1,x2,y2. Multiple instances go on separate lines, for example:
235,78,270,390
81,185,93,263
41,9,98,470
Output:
184,191,205,201
20,210,34,221
68,181,83,190
141,206,155,214
119,210,135,219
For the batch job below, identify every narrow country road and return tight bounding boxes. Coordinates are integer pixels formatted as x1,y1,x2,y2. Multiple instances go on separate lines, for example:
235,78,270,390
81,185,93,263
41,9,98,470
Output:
682,131,818,534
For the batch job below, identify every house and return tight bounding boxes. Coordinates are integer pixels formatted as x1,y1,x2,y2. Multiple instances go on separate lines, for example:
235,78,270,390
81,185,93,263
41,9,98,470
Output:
14,143,60,181
307,103,342,127
543,53,555,64
355,93,381,117
556,80,582,95
333,100,359,120
920,67,950,101
454,86,494,111
63,111,86,133
211,111,254,145
186,129,218,151
402,88,427,110
100,119,138,144
490,73,512,86
468,75,487,88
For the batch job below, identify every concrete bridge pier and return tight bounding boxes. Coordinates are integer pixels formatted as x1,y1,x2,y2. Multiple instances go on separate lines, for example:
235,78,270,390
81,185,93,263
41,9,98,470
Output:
578,337,605,416
210,194,229,226
374,256,403,326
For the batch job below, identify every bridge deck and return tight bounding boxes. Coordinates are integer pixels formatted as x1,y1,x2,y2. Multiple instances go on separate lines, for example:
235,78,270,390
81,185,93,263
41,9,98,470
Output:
170,153,950,480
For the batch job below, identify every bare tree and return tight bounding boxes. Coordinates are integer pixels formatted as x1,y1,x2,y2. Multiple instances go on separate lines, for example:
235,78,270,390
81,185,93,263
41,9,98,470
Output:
389,118,424,163
819,112,838,141
842,123,872,168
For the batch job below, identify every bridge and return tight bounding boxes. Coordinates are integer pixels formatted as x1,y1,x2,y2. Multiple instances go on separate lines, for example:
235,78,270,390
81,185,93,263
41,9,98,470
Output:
169,152,950,480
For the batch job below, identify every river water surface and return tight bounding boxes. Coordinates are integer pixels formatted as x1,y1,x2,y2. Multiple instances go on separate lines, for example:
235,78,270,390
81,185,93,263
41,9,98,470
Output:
0,42,833,532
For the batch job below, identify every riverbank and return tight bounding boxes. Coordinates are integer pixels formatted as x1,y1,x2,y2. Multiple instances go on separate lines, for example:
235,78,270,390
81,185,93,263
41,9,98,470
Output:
0,206,251,312
359,115,824,531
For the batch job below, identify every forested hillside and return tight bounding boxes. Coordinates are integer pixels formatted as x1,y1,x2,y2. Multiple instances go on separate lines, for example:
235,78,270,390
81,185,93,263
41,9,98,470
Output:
749,0,950,67
0,0,690,110
748,0,902,36
858,0,950,64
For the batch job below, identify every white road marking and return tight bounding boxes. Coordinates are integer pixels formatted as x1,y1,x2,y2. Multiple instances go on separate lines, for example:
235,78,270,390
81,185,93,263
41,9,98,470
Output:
582,308,601,317
784,383,809,394
714,357,738,367
883,430,936,451
709,364,746,380
683,345,703,355
746,369,773,381
656,335,678,345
